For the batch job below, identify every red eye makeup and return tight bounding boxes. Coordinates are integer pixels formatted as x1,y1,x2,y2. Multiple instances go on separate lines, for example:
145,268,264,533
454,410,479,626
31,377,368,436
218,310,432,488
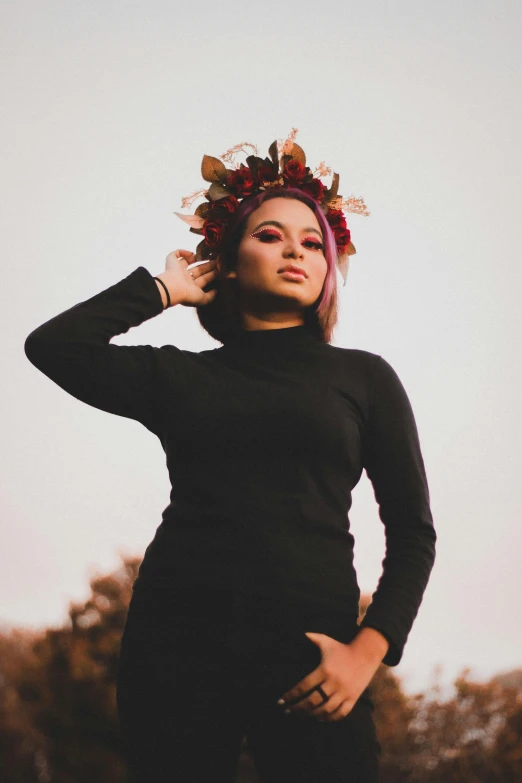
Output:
302,237,324,250
250,228,283,241
250,228,324,251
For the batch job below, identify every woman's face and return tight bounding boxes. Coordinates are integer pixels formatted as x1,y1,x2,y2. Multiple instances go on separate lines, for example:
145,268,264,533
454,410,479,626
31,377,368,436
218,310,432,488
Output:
228,197,328,312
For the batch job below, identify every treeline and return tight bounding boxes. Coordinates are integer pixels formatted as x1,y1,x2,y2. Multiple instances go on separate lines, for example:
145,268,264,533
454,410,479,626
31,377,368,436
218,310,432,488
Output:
0,557,520,782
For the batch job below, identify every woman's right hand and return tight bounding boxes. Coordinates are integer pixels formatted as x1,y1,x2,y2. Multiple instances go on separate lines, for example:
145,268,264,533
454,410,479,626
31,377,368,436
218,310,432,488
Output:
155,250,219,309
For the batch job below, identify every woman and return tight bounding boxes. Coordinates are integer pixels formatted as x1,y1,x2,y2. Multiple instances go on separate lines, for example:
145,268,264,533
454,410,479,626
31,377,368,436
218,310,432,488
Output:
24,138,436,782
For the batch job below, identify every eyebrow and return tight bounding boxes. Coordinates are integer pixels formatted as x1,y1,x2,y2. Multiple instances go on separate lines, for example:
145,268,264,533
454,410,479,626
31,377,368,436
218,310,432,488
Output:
251,219,322,238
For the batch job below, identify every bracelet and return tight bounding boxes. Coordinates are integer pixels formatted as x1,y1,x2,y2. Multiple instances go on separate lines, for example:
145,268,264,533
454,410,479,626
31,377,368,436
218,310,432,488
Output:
153,277,171,309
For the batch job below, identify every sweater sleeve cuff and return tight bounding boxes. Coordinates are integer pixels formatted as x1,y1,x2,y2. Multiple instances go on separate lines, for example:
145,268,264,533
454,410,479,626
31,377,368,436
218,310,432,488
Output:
128,266,166,317
358,619,403,667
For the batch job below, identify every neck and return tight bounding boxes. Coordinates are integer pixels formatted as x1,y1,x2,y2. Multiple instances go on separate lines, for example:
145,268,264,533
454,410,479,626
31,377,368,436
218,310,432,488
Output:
236,287,309,331
240,312,305,331
238,301,306,332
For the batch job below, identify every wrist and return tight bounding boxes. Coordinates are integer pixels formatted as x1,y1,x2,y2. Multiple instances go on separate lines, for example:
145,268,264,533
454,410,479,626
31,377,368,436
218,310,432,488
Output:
348,627,389,666
154,272,181,308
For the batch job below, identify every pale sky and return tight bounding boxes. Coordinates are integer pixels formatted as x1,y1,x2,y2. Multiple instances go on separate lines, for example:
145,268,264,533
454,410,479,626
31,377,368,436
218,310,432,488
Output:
2,0,521,695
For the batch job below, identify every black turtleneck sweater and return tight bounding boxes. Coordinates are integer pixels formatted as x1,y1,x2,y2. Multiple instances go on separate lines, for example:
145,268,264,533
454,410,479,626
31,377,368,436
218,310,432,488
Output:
24,266,436,666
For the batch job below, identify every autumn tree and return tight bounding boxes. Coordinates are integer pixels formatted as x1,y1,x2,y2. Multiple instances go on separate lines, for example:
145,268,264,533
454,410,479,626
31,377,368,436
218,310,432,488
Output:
0,629,49,782
1,560,520,782
0,558,140,783
402,670,522,783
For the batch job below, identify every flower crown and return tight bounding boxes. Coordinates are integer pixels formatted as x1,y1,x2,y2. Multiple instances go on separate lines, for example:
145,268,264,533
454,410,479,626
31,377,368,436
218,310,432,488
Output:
175,129,369,285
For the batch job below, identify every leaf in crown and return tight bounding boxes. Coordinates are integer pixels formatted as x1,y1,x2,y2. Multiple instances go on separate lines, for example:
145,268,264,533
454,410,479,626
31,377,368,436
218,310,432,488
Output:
324,172,340,204
347,241,356,256
337,253,350,286
201,155,229,185
173,212,205,229
207,181,231,201
195,202,210,219
245,155,265,178
288,142,306,166
268,140,279,169
196,240,212,261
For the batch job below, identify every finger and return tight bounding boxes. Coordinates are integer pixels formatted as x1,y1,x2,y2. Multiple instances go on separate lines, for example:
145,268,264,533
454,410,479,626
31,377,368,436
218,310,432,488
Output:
175,249,196,260
194,268,219,285
187,259,217,275
288,696,323,716
321,699,354,723
298,689,334,716
186,270,218,291
278,669,324,707
166,249,195,265
283,682,329,713
311,692,345,720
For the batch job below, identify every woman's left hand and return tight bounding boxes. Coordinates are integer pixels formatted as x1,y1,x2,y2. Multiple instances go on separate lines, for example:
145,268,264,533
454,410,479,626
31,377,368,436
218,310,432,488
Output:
276,628,388,722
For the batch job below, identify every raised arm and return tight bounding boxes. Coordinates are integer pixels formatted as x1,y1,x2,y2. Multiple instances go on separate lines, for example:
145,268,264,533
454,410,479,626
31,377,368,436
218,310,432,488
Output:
24,253,218,436
359,356,437,666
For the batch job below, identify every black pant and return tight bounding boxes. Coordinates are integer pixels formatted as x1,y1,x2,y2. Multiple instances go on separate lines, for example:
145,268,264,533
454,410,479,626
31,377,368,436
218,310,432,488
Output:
116,588,381,782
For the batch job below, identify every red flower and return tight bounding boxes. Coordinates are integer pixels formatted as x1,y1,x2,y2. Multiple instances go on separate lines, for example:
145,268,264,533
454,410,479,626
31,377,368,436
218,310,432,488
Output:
334,226,351,250
283,159,307,185
227,166,255,197
256,163,280,185
203,219,227,248
326,208,347,231
208,195,239,217
300,178,326,202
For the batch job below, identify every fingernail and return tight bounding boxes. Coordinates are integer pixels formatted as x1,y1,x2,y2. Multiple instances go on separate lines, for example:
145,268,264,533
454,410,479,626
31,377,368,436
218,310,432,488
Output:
284,709,291,715
277,698,285,705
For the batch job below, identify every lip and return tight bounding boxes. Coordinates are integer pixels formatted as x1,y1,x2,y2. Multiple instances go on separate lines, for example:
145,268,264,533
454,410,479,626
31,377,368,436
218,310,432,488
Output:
278,265,308,279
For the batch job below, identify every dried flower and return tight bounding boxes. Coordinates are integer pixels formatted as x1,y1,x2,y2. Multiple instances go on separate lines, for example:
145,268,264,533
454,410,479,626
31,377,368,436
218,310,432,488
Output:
220,142,258,167
279,127,299,157
314,161,332,178
330,196,370,217
181,189,208,210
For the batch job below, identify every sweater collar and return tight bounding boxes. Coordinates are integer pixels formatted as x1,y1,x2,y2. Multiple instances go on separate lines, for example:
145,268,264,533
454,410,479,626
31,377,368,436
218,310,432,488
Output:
223,323,323,353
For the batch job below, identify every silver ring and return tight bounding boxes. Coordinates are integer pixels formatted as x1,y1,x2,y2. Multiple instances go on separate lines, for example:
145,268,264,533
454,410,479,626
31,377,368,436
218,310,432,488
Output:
313,685,329,705
188,270,195,280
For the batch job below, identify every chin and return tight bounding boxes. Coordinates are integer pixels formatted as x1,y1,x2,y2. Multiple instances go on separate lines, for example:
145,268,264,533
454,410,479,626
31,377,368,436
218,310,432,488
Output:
274,278,319,301
243,278,318,309
279,289,320,308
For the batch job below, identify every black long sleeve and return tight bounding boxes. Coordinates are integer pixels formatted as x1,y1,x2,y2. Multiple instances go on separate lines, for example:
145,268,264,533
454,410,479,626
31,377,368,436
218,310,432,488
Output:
359,357,436,665
25,266,436,666
24,267,166,437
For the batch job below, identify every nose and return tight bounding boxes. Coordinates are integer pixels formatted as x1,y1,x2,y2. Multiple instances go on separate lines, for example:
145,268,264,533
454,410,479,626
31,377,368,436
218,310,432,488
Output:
282,236,304,260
